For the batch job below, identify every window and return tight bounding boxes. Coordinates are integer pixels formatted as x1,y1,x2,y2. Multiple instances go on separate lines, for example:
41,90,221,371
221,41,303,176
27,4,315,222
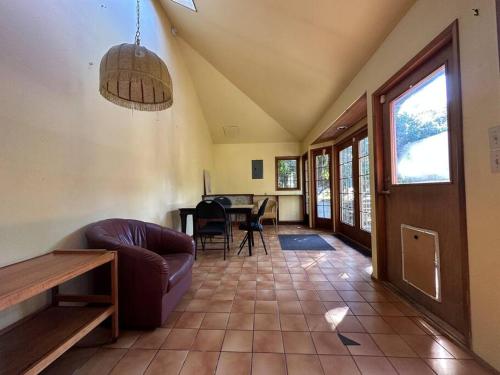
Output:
276,157,300,190
358,136,371,232
315,153,331,219
304,158,310,215
170,0,197,11
390,65,450,184
339,146,354,225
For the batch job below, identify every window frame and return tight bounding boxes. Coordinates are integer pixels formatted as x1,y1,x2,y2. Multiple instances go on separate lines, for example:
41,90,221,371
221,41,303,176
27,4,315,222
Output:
170,0,197,12
275,156,301,191
389,64,451,186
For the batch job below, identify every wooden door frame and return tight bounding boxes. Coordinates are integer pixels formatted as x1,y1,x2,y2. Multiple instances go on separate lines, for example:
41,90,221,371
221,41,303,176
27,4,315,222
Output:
311,147,333,230
334,128,371,249
302,152,310,226
372,20,471,346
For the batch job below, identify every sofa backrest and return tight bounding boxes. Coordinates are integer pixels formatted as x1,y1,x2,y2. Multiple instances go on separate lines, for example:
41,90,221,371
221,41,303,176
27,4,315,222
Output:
86,218,148,249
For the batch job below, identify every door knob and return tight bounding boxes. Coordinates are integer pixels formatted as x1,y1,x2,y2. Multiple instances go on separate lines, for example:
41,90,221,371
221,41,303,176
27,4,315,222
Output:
378,190,391,195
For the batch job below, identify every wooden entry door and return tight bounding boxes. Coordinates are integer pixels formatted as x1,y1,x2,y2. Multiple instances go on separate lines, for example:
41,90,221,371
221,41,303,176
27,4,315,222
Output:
375,23,469,342
335,130,371,249
312,147,333,229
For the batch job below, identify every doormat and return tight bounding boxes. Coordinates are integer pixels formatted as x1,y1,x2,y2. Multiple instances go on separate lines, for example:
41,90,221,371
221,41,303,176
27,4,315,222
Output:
278,234,334,251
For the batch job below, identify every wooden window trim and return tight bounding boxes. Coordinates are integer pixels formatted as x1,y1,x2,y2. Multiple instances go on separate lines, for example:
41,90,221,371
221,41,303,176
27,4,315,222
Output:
275,156,301,191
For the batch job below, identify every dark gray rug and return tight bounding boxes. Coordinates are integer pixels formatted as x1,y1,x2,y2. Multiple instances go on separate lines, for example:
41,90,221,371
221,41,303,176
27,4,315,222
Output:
278,234,334,251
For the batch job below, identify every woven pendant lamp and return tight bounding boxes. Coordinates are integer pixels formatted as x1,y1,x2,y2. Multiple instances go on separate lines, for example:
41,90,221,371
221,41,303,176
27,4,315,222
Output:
99,0,173,111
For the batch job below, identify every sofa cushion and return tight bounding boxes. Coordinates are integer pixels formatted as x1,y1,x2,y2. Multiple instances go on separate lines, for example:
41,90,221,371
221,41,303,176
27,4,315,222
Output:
162,253,194,291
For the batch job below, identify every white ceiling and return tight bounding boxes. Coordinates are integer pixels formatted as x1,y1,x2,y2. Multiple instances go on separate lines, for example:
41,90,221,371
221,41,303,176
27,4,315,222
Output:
160,0,415,143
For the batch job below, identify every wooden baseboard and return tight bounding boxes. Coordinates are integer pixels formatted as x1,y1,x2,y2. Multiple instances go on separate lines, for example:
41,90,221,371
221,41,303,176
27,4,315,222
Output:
381,280,466,343
277,220,306,225
333,232,372,256
377,279,499,373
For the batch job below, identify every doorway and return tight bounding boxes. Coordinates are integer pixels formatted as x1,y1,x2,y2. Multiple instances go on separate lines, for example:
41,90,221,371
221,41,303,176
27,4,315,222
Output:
335,129,371,249
312,147,333,229
373,22,470,343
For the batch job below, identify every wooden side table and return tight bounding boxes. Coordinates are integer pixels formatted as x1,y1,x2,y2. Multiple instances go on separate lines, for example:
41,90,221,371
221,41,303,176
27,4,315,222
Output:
0,249,118,375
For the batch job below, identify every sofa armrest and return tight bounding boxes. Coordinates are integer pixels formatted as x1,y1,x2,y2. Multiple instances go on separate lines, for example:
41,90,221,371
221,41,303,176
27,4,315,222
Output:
146,223,195,256
116,244,169,292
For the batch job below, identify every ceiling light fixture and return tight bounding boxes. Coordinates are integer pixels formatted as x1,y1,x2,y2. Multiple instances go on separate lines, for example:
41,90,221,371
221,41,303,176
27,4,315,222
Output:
170,0,197,12
99,0,173,111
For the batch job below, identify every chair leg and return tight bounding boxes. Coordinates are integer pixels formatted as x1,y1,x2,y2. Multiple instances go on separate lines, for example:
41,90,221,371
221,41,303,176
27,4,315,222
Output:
223,231,227,261
259,229,268,255
237,232,248,255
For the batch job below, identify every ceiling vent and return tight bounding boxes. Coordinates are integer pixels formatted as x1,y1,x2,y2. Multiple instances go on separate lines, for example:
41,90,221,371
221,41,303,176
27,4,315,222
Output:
223,126,240,138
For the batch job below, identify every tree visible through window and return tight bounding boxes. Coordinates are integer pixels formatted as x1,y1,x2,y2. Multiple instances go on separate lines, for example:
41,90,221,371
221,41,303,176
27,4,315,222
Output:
276,157,300,190
391,65,450,184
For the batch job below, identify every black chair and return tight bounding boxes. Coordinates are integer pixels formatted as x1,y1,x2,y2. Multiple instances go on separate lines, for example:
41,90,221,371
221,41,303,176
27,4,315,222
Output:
238,198,269,255
214,196,233,241
195,200,229,260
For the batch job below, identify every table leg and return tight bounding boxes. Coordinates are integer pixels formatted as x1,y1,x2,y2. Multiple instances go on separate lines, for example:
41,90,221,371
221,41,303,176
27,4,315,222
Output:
247,212,252,256
111,254,119,341
180,212,187,233
51,286,59,306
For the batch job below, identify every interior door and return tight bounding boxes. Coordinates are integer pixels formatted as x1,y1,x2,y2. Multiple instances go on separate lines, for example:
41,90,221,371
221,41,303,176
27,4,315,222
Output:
312,147,333,229
380,39,469,339
302,152,310,226
336,130,371,249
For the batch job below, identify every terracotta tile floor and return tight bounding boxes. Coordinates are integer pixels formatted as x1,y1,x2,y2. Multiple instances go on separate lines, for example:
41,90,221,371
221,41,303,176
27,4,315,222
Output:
43,225,495,375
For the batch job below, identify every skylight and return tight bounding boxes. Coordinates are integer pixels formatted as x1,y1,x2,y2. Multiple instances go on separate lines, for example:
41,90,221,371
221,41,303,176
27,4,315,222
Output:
170,0,196,12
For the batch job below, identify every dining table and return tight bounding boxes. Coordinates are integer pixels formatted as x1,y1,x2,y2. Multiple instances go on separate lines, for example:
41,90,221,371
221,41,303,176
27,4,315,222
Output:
178,204,256,256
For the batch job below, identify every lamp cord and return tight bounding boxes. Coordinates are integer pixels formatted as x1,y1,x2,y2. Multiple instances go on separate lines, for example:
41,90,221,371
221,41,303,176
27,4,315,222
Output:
135,0,141,45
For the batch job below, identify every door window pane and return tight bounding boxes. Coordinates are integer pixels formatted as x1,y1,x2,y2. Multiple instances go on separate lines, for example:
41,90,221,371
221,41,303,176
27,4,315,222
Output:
315,154,331,219
304,159,310,215
339,146,354,226
358,137,371,232
390,65,450,184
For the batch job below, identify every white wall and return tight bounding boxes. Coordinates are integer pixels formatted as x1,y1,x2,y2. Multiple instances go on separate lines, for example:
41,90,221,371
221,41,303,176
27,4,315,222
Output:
302,0,500,369
0,0,213,328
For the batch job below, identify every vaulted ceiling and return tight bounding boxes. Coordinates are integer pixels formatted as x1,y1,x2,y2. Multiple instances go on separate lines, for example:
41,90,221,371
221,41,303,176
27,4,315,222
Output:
159,0,415,143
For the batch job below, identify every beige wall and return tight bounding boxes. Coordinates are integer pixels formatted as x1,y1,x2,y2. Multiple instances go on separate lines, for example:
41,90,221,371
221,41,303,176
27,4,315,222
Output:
302,0,500,369
213,143,303,221
0,0,213,328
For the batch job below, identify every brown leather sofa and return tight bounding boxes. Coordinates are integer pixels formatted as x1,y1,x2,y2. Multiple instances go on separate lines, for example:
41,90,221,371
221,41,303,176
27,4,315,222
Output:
86,218,194,328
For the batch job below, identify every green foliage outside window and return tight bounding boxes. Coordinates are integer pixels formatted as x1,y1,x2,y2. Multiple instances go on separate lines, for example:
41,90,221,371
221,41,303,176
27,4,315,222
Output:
277,158,298,189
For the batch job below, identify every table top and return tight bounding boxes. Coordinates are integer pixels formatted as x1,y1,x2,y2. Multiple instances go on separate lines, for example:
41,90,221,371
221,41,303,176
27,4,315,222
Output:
0,250,113,311
179,204,254,212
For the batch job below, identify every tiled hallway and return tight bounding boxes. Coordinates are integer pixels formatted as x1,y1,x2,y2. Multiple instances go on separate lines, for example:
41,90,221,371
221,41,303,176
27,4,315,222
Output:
44,226,494,375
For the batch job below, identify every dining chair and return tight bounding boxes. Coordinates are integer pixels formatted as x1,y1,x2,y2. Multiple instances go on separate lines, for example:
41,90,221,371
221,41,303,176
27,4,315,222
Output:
194,200,229,260
214,196,233,241
256,198,278,232
238,198,269,255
